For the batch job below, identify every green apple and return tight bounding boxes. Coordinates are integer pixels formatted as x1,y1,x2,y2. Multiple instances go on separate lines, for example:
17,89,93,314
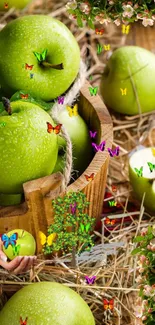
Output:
53,106,93,175
0,15,80,101
0,99,58,206
0,0,32,10
100,46,155,115
2,229,36,260
0,282,95,325
129,147,155,211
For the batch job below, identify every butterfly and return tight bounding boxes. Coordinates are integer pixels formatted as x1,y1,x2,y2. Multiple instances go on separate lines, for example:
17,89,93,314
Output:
108,147,120,157
92,141,106,152
4,2,8,8
147,162,155,173
85,276,96,285
0,121,6,127
0,233,18,249
25,63,34,70
47,122,62,134
30,73,34,79
120,88,127,95
134,166,143,177
58,96,64,104
70,202,77,214
108,200,117,207
151,148,155,157
105,218,116,225
20,317,28,325
33,49,47,62
12,244,21,256
103,298,114,311
20,94,29,99
104,44,110,51
89,86,98,96
84,173,94,181
97,44,103,54
122,24,130,34
95,28,104,35
89,130,97,139
39,231,56,246
80,223,91,233
66,104,78,117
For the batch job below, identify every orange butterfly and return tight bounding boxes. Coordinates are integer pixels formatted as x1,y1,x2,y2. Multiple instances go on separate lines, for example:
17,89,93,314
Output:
20,94,29,99
20,317,28,325
105,218,116,225
111,185,117,192
95,28,104,35
84,173,94,181
47,122,62,134
25,63,34,70
103,298,114,311
4,2,8,9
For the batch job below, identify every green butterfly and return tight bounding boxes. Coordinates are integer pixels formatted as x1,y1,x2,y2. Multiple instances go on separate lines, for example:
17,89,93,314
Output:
12,244,21,256
97,44,103,55
147,162,155,173
109,200,117,207
33,49,47,63
89,86,98,96
134,167,143,177
80,223,91,233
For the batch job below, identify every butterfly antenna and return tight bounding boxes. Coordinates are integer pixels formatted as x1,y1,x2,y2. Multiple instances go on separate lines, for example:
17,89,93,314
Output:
2,97,12,115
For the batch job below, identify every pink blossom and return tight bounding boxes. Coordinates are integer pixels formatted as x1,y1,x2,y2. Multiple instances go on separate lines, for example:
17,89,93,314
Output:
134,4,139,9
134,305,143,318
95,13,111,25
142,315,147,321
79,2,91,15
136,275,143,283
143,285,155,297
139,267,145,273
68,14,77,20
148,308,153,313
140,255,146,263
142,17,154,27
114,18,121,26
109,0,114,4
141,228,148,236
122,4,134,18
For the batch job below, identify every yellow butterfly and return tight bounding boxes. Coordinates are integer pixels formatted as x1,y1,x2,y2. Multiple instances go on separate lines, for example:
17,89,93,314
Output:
67,104,78,117
151,148,155,157
104,44,110,51
122,24,130,34
39,231,56,246
120,88,127,95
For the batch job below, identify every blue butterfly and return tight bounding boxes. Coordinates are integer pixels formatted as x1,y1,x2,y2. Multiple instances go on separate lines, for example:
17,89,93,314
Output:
0,233,18,249
30,73,34,79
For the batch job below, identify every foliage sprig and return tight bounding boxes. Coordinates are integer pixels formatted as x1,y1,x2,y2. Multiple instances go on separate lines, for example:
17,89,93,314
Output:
131,225,155,324
66,1,155,29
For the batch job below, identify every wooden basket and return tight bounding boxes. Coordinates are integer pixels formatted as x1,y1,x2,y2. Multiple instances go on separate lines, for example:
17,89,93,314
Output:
0,80,113,254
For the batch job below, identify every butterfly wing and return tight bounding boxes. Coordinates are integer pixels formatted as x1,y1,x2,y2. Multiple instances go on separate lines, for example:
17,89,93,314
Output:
151,148,155,157
99,141,106,151
47,122,53,133
47,233,56,246
85,276,90,284
103,298,109,310
67,106,73,117
115,146,120,156
41,49,47,61
108,148,114,157
39,231,47,246
9,232,18,246
94,87,98,95
148,162,153,173
1,234,9,249
54,124,62,134
84,174,89,181
91,276,96,284
92,142,98,152
33,51,41,61
85,223,91,232
89,87,93,96
80,223,84,232
109,299,114,310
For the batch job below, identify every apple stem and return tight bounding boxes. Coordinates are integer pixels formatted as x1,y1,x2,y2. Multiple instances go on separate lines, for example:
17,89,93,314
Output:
2,97,12,115
21,230,25,237
41,61,64,70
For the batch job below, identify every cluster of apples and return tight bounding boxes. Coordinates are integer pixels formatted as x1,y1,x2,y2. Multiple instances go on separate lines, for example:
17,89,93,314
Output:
0,14,93,206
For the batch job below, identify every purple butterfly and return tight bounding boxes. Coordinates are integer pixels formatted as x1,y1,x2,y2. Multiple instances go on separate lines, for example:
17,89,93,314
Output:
85,276,96,285
70,202,77,214
89,130,97,139
108,146,120,157
58,96,64,104
92,141,106,152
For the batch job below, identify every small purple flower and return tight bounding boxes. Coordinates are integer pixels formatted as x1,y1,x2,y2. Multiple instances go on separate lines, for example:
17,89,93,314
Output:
70,202,77,214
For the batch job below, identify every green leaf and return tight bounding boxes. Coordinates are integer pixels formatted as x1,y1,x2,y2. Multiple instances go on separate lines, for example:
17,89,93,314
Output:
10,90,53,112
131,247,142,255
33,51,42,62
133,236,145,243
